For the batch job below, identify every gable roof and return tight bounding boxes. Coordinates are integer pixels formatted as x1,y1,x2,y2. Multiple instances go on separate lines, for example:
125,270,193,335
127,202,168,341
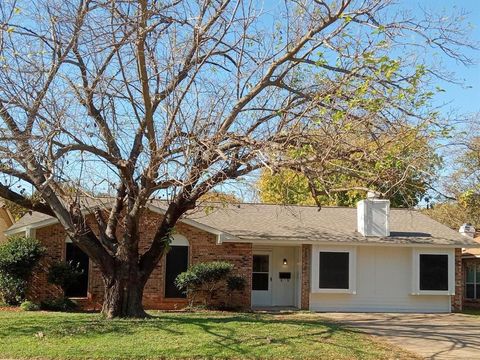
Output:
5,200,479,247
179,202,477,247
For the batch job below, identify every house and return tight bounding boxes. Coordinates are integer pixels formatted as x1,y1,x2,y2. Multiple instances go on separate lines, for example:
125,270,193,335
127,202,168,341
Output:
0,200,14,243
4,194,479,312
461,226,480,308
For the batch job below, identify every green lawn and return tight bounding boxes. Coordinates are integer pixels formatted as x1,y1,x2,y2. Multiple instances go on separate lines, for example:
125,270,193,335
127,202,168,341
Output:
0,310,415,359
463,308,480,316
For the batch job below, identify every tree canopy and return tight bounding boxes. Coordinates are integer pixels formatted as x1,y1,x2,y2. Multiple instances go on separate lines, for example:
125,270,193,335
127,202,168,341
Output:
424,130,480,230
258,128,440,207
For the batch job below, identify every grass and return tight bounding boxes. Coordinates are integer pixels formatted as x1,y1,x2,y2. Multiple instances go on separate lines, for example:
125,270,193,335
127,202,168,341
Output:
0,310,416,360
463,308,480,316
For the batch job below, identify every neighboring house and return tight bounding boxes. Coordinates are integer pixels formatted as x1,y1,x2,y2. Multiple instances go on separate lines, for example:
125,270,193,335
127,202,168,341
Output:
4,194,479,312
0,200,14,243
461,233,480,308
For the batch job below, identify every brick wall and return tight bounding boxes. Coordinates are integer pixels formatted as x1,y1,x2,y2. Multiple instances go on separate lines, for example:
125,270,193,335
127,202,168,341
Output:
28,210,252,310
451,248,463,312
301,244,311,310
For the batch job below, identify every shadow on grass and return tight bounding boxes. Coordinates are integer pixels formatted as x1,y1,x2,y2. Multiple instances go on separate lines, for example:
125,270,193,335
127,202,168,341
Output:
0,312,384,358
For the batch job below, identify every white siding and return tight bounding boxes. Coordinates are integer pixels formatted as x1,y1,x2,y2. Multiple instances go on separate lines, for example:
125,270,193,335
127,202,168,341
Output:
309,245,453,313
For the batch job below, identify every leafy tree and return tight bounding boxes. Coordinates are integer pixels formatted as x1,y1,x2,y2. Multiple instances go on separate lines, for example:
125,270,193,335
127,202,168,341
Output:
258,129,439,207
0,0,473,317
424,133,480,230
199,192,240,204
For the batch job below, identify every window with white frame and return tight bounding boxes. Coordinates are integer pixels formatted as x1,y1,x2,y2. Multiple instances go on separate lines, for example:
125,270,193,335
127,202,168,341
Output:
412,249,454,295
465,263,480,299
311,246,356,294
319,252,349,289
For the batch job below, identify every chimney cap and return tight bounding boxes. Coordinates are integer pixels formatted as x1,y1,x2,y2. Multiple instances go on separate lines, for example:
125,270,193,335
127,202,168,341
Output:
366,190,380,199
459,223,476,238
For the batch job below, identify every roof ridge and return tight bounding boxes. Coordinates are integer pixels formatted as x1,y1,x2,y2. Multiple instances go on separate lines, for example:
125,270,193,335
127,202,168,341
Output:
195,201,419,211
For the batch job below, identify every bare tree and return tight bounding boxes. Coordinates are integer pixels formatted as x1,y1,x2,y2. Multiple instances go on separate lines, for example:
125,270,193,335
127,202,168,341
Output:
0,0,475,317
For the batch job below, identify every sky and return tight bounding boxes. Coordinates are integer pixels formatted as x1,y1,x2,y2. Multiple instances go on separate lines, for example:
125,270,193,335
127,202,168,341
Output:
402,0,480,118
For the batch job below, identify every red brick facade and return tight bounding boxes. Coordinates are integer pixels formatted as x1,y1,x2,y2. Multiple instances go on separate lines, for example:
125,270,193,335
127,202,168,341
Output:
28,210,253,310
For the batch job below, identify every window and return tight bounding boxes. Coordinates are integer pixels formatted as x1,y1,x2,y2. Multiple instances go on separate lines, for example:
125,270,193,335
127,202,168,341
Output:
65,243,89,298
319,252,349,289
165,246,189,298
252,254,269,291
465,264,480,299
311,246,356,294
419,254,448,291
412,250,453,295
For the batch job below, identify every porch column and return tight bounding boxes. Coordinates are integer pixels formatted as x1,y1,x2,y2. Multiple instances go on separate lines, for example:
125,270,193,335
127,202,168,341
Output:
452,248,463,312
301,244,311,310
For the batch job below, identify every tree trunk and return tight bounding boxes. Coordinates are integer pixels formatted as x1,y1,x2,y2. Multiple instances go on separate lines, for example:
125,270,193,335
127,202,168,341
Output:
101,263,148,319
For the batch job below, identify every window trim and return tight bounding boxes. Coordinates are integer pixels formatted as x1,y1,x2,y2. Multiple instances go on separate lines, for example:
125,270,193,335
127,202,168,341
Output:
311,245,356,294
411,249,455,296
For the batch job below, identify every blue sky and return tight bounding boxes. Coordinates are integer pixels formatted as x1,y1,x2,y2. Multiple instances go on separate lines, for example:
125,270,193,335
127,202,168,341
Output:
402,0,480,117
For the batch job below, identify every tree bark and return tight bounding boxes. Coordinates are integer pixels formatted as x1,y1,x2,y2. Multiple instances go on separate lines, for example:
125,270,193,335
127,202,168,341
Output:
101,262,148,319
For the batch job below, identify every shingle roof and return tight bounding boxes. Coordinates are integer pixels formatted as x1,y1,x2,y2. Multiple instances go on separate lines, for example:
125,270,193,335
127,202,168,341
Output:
6,200,479,247
463,238,480,257
181,202,477,246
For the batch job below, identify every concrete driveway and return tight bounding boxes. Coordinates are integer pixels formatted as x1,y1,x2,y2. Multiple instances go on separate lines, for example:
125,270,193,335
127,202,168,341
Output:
321,313,480,359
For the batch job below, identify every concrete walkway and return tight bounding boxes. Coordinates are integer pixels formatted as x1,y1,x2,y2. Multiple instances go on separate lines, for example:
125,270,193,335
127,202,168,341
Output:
321,313,480,359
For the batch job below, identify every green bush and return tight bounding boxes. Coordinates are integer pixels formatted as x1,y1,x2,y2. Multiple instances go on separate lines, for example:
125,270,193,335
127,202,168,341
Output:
20,300,40,311
227,275,246,292
47,261,84,294
40,297,78,312
0,236,44,305
175,261,245,307
0,274,27,305
0,236,45,278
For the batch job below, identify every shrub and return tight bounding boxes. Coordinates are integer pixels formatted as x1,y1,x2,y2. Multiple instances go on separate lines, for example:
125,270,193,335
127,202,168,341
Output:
227,275,246,292
40,297,78,312
175,261,245,307
47,261,84,294
20,300,40,311
0,236,45,278
0,236,44,305
0,274,27,305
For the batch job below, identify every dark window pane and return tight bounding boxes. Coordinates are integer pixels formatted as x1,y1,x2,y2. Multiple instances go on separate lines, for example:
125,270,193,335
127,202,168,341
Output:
253,255,269,272
466,284,475,299
419,254,448,291
252,273,269,290
319,252,349,289
476,285,480,299
466,265,475,283
165,246,189,298
65,243,89,298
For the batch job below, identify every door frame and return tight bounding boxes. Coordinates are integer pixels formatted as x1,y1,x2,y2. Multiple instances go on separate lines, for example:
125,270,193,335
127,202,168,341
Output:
251,251,273,306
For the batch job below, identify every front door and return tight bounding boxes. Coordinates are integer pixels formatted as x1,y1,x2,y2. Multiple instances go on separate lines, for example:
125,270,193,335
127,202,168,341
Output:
251,252,272,306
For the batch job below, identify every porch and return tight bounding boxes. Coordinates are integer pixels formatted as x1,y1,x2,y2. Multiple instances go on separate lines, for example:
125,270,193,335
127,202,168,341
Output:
250,245,305,309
